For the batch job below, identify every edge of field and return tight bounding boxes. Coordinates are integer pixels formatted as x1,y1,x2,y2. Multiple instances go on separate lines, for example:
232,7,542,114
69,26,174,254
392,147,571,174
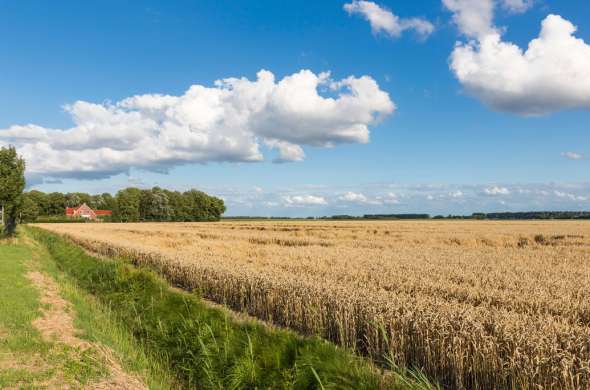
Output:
24,225,440,390
0,231,177,389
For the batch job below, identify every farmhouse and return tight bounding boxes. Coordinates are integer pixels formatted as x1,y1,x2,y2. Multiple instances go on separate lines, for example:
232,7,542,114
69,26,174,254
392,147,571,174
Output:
65,203,112,220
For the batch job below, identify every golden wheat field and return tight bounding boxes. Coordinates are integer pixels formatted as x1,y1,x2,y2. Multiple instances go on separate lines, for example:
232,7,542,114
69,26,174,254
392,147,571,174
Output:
35,220,590,389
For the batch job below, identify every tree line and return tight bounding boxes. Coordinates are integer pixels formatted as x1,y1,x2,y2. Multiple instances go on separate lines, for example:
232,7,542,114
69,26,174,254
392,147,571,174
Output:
21,187,226,223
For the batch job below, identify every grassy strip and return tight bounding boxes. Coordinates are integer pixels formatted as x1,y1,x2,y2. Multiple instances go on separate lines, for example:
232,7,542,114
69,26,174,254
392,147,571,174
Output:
0,240,109,388
26,226,432,390
23,232,178,389
0,243,47,388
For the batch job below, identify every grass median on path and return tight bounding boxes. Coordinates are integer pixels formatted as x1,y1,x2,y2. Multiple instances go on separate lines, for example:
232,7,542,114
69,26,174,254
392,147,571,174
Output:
27,226,438,390
0,233,176,389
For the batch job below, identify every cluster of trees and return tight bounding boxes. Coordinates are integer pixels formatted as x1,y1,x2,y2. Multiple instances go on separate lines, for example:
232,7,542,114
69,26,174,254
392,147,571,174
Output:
21,187,226,223
114,187,225,222
1,146,225,232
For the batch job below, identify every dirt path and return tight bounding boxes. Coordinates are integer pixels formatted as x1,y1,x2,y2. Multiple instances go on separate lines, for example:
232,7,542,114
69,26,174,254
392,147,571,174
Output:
24,268,147,390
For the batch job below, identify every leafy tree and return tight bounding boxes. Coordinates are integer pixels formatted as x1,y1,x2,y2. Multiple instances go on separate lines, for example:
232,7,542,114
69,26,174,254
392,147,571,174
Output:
139,187,173,221
20,194,40,223
100,193,117,211
183,189,225,221
46,192,66,215
114,187,142,222
65,193,82,208
164,190,188,221
0,146,26,236
27,190,49,215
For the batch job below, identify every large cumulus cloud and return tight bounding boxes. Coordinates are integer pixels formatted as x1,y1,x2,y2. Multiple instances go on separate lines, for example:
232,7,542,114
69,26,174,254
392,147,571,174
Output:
0,69,394,180
444,1,590,116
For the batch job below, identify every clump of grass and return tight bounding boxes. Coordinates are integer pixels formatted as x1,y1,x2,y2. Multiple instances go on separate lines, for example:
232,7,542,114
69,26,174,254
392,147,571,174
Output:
534,234,546,244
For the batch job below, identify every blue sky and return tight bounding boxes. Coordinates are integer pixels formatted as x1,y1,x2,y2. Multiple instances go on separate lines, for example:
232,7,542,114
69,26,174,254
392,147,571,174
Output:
0,0,588,216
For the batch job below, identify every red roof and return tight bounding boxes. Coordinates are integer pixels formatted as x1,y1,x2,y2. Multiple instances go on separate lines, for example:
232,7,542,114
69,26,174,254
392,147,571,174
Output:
65,204,112,218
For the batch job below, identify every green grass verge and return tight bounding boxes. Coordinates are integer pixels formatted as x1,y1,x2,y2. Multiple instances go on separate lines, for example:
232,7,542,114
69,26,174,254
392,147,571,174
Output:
0,239,108,388
26,226,436,390
23,232,178,389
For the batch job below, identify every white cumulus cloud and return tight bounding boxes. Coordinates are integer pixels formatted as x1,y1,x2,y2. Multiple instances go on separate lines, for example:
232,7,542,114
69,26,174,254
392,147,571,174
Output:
344,1,434,39
383,192,400,204
265,139,306,163
445,0,590,116
484,186,510,195
442,0,533,39
284,195,328,206
339,191,368,203
443,0,496,38
450,15,590,115
0,69,394,180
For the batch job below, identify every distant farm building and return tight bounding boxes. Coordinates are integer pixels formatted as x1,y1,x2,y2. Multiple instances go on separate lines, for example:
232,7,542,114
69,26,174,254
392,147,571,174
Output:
65,203,112,220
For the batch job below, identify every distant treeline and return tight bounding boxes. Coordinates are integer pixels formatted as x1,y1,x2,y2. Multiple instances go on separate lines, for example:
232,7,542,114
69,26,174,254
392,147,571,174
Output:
482,211,590,220
21,187,225,223
226,211,590,221
323,214,431,220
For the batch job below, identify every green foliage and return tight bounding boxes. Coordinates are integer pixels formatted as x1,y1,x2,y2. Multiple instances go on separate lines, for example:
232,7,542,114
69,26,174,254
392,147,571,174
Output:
20,194,40,223
0,146,26,236
22,185,225,223
139,187,172,221
114,187,142,222
27,190,49,214
28,227,400,390
46,192,67,216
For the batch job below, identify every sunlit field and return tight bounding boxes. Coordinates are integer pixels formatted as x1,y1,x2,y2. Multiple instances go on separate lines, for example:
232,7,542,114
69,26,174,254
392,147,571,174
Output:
36,221,590,389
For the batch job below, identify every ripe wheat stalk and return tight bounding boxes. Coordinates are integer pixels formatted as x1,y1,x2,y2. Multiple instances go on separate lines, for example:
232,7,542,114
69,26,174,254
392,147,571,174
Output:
35,220,590,389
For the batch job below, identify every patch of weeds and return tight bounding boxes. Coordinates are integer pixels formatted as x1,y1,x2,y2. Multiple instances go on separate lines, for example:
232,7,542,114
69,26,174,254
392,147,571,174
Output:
60,346,110,385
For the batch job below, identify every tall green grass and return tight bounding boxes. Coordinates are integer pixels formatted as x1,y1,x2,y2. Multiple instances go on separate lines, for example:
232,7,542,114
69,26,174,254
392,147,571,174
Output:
27,227,423,389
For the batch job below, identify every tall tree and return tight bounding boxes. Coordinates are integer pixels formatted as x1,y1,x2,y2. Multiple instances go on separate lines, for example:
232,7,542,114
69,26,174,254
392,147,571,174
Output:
140,187,171,221
114,187,142,222
20,194,40,223
0,146,26,236
27,190,49,215
65,193,82,208
46,192,66,215
100,193,117,211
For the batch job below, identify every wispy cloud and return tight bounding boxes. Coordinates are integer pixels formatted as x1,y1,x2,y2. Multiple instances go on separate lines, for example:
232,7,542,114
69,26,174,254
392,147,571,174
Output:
561,151,583,160
344,1,434,39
